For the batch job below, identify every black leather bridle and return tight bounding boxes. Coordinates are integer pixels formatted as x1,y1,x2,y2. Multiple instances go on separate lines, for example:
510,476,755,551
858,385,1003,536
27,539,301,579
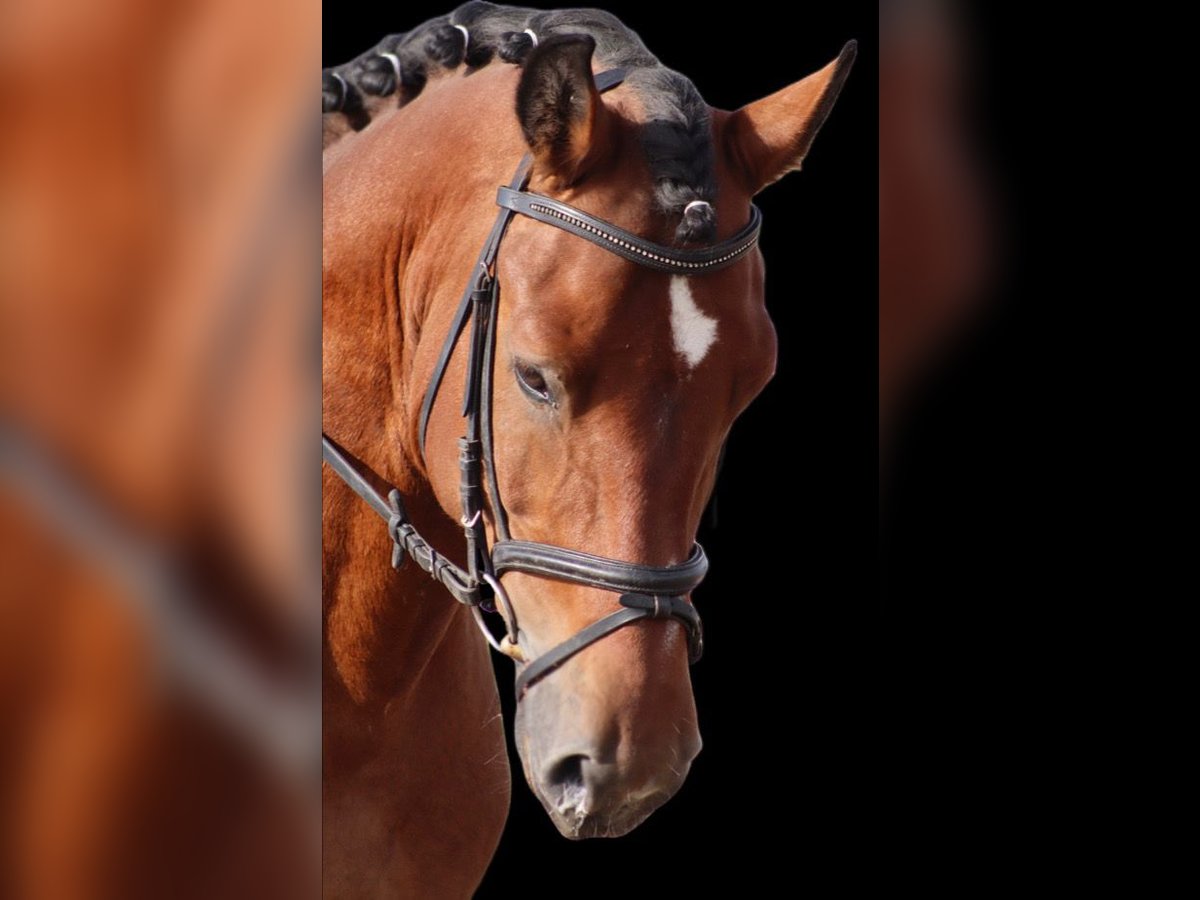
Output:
322,69,762,697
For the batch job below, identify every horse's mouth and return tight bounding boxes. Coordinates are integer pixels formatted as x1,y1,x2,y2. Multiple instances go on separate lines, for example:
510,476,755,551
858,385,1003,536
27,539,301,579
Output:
541,787,673,840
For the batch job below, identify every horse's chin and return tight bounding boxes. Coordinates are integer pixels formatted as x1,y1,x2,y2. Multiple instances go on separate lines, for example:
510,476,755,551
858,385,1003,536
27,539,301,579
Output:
540,791,670,840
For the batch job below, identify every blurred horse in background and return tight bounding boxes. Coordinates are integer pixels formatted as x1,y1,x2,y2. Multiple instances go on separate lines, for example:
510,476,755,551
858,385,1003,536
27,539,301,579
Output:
0,1,319,896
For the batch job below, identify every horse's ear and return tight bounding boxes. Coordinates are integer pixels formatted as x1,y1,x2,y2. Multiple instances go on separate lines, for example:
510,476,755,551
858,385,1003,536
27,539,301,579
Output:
516,34,608,185
725,41,856,195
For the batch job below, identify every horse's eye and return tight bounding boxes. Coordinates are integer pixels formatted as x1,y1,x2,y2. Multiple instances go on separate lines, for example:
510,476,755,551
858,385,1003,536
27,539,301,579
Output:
514,361,552,405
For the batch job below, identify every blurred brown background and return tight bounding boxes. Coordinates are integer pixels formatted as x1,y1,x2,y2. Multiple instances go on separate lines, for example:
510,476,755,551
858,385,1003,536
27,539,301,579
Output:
0,1,320,896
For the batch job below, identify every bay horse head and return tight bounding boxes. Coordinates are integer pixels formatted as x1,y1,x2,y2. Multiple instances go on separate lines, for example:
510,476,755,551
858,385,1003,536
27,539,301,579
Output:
323,29,854,845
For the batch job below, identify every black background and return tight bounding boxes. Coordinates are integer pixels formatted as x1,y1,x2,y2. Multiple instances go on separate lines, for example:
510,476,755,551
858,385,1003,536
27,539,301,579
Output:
325,2,878,891
877,5,1147,877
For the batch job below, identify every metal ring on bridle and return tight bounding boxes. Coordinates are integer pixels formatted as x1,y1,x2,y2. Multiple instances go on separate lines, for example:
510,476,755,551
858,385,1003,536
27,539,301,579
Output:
470,605,505,653
482,571,518,640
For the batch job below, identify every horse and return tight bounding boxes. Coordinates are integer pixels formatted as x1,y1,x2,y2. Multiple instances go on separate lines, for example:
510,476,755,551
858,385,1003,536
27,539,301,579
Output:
0,0,320,895
322,10,854,895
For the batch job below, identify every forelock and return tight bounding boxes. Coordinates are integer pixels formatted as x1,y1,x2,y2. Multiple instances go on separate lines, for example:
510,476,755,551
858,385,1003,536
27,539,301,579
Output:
626,67,718,244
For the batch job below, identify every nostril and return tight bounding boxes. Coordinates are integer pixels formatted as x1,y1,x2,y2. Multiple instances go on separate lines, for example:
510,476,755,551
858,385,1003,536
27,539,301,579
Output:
546,754,587,791
544,754,591,815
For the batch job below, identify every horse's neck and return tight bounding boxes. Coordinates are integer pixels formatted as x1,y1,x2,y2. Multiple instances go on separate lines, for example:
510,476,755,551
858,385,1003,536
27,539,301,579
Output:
321,173,456,706
322,68,525,707
322,69,524,454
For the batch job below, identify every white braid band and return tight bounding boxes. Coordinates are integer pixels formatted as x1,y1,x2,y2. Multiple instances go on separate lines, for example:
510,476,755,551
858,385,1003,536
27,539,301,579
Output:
523,28,539,47
330,72,347,102
453,24,470,54
380,52,401,80
684,200,712,215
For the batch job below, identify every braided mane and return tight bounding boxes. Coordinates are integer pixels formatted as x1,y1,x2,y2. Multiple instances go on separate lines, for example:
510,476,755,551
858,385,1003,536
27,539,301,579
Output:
323,2,718,243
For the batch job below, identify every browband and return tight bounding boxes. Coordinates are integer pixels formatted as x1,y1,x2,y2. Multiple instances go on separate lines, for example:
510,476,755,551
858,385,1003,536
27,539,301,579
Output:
496,188,763,275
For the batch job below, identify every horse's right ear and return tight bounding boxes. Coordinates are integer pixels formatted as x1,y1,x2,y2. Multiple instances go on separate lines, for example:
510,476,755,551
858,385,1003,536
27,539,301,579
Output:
516,34,609,187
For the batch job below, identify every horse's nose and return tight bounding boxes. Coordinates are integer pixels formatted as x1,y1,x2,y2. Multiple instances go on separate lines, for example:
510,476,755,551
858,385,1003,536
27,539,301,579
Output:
539,743,695,838
542,753,601,819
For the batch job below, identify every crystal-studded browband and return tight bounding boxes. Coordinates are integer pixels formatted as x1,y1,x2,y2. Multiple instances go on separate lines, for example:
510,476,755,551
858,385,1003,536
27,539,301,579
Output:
495,186,763,275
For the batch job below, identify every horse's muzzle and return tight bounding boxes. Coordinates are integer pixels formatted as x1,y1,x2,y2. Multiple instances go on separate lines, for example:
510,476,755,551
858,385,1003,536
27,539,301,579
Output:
536,749,695,839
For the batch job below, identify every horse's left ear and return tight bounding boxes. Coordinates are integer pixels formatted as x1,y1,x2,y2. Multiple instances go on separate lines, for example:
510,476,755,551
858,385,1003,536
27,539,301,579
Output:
516,34,610,186
725,40,857,194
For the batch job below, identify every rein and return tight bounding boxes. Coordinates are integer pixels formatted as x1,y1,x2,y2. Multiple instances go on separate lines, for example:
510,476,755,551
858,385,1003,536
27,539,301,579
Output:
323,68,763,697
3,423,318,775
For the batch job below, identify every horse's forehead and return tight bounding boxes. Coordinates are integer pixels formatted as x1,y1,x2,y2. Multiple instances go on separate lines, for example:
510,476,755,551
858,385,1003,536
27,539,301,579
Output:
503,262,739,382
504,264,663,354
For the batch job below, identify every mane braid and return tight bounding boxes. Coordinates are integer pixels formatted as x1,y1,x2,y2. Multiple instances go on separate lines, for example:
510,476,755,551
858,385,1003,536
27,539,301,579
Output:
323,3,719,241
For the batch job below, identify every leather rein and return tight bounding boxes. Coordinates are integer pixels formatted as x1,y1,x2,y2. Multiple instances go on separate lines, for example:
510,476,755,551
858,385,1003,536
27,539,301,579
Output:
322,68,763,697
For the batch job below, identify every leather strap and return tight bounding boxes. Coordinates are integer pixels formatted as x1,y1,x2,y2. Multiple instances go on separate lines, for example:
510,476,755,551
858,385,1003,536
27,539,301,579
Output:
321,433,394,522
322,435,480,605
593,67,627,91
418,159,532,460
478,262,510,542
496,188,762,275
492,541,707,595
514,592,703,696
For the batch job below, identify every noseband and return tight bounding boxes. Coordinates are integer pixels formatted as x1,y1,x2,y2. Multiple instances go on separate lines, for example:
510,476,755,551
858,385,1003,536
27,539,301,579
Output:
323,69,763,697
